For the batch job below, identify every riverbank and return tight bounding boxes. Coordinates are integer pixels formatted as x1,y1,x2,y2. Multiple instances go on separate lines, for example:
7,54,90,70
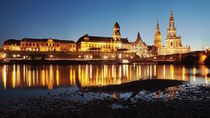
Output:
0,59,160,65
0,79,209,118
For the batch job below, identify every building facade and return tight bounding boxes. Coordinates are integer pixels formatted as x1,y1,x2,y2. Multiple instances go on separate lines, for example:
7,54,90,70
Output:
4,38,76,52
76,22,132,52
156,11,190,55
131,32,149,57
2,13,190,57
3,39,21,51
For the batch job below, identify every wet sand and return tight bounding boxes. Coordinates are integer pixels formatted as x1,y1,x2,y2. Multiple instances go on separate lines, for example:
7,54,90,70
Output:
0,79,209,118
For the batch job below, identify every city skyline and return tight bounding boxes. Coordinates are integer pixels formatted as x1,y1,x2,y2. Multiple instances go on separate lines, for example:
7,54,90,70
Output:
0,0,210,49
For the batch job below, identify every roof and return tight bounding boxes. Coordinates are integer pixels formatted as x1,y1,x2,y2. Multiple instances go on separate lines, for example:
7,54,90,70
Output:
22,38,48,42
21,38,75,43
132,33,146,47
3,39,20,45
77,35,129,44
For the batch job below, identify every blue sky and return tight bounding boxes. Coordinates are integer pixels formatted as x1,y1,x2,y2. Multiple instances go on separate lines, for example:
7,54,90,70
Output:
0,0,210,49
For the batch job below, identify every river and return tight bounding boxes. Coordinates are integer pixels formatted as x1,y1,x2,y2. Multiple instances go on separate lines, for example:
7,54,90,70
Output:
0,64,209,98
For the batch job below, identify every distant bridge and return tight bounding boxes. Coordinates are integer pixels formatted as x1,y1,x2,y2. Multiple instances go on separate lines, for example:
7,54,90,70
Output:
150,50,210,65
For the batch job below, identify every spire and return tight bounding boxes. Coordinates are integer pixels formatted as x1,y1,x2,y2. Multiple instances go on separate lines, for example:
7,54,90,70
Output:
156,19,160,30
137,32,141,39
170,10,173,16
155,19,161,36
169,10,174,22
114,21,120,28
154,19,162,48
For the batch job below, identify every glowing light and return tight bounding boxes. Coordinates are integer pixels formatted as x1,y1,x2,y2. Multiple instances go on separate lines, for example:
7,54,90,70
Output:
2,65,7,90
163,65,166,79
104,65,108,78
153,65,157,77
170,65,174,79
119,53,122,58
1,53,6,58
199,54,207,65
193,67,196,82
122,59,129,63
56,66,59,86
49,55,53,58
12,65,16,88
182,66,186,80
103,56,108,59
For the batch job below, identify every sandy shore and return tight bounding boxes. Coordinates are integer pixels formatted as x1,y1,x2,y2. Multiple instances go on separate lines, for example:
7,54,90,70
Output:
0,79,209,118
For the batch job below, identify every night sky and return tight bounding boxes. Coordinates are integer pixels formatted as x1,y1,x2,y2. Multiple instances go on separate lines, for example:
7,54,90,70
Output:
0,0,210,49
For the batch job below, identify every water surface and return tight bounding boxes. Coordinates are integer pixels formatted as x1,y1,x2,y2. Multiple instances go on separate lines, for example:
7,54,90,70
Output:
0,64,209,98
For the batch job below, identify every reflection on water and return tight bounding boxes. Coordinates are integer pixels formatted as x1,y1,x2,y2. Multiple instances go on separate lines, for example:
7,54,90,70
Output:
0,64,210,90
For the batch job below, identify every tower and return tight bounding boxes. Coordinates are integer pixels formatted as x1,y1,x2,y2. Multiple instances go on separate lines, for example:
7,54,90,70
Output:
167,11,176,38
113,22,121,41
113,22,121,50
154,20,162,48
166,11,182,48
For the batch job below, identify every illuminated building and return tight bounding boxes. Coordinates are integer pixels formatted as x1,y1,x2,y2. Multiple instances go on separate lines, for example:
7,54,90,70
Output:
4,38,76,52
3,39,21,51
2,13,191,57
156,11,190,55
131,32,149,57
76,22,131,52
